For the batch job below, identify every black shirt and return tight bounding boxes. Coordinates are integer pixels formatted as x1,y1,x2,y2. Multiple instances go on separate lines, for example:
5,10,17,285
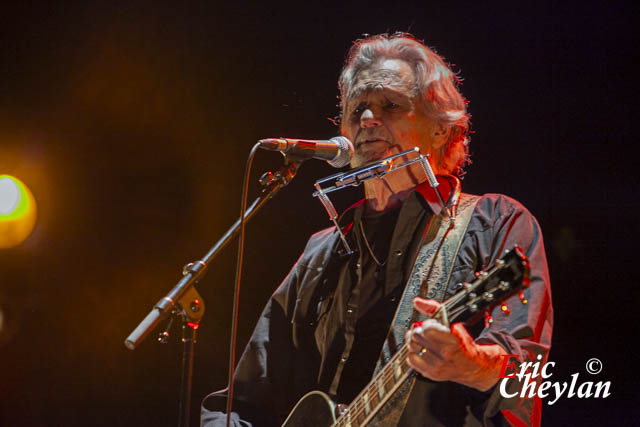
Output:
338,206,401,403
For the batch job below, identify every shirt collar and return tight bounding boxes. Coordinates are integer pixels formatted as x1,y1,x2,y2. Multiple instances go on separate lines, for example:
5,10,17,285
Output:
337,175,461,233
414,175,462,216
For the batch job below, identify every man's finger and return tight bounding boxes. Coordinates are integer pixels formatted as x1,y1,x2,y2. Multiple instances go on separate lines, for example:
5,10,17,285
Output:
413,297,440,315
407,350,445,380
414,319,457,346
451,322,475,350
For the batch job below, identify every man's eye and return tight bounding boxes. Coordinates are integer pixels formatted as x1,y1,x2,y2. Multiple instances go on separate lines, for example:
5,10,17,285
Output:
385,101,398,110
349,105,365,122
353,104,365,115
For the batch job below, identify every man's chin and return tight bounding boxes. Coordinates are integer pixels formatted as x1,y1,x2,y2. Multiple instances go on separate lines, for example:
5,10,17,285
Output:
351,154,381,168
351,148,392,167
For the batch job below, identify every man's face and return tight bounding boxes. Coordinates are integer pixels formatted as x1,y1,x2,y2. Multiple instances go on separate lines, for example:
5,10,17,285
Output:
341,58,436,168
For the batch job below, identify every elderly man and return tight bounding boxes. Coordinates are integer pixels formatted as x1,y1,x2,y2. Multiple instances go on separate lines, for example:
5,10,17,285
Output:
202,34,552,426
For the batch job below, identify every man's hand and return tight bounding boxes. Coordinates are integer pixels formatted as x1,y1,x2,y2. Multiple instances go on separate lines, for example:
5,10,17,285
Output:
405,297,507,392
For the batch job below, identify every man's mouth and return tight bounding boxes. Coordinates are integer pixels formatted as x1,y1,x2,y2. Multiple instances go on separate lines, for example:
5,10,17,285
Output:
356,138,389,148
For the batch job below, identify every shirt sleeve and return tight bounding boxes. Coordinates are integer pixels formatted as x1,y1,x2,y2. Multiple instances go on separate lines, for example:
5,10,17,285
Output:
201,258,302,427
201,228,337,427
468,194,553,426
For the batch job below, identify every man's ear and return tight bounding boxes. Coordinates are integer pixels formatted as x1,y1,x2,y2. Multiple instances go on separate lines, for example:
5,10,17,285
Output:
431,122,450,149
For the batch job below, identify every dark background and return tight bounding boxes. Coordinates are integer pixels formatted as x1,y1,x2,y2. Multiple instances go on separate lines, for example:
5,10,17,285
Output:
0,1,637,426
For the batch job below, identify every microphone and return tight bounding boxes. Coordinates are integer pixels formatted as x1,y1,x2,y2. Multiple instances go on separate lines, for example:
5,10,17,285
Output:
258,136,354,168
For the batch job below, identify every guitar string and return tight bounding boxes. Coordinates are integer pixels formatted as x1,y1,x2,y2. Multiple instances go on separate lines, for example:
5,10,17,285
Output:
335,344,411,425
335,259,517,425
337,359,409,426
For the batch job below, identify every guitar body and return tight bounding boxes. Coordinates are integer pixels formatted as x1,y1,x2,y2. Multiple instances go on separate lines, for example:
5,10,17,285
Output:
281,391,336,427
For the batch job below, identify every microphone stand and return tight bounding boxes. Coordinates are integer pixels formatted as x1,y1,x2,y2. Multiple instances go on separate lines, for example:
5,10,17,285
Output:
124,159,301,427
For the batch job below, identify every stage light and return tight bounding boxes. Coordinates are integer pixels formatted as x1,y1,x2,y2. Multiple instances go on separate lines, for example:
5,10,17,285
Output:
0,175,37,249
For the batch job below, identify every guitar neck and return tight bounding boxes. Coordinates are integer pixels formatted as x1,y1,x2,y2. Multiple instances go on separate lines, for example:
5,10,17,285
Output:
334,342,413,427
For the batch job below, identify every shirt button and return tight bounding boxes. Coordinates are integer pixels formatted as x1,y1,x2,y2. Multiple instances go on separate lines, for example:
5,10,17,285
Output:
395,250,402,257
356,262,361,268
341,357,347,363
346,308,353,315
389,295,396,302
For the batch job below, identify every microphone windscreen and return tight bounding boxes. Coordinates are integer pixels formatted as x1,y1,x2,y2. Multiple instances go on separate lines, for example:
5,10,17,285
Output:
327,136,354,168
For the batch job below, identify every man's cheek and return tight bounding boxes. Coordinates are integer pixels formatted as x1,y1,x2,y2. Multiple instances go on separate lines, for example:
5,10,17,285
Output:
342,124,355,141
396,129,422,149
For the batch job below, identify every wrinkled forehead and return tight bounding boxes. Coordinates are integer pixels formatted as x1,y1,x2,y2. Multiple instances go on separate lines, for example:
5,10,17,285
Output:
344,58,417,102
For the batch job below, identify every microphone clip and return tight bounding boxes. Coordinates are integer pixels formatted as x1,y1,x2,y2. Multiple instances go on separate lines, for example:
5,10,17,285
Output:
258,160,301,191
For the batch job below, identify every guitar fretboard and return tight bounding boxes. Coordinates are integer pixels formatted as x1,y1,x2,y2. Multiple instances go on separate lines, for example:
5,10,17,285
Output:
333,342,412,427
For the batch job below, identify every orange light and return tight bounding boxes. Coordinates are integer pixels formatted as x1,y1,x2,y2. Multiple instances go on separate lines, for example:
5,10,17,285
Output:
519,291,528,305
484,313,494,328
187,321,200,330
0,175,37,248
500,304,511,315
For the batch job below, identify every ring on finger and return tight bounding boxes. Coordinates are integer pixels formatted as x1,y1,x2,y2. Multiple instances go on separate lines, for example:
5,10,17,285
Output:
418,347,428,357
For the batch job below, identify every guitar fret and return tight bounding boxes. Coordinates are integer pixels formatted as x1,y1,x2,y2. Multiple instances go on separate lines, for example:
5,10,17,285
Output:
376,376,385,399
362,388,371,415
399,355,408,372
394,359,402,380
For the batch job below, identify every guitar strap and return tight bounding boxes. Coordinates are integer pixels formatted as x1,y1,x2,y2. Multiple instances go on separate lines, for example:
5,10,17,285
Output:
372,192,480,426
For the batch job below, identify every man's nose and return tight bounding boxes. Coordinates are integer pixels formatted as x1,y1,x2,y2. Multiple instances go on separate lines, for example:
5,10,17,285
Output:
360,108,382,128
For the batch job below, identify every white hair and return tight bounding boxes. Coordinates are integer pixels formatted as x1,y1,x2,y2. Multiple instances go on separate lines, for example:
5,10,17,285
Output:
339,33,471,176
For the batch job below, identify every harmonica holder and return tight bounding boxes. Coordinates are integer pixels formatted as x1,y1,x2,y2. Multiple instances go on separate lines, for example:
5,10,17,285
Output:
313,147,452,254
